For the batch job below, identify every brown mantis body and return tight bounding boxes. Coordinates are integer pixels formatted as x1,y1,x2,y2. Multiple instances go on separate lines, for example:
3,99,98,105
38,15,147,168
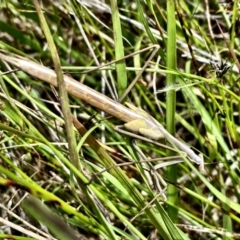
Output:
0,53,204,171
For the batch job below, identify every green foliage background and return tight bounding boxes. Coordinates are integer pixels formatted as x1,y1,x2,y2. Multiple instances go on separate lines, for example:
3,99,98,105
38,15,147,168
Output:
0,0,239,239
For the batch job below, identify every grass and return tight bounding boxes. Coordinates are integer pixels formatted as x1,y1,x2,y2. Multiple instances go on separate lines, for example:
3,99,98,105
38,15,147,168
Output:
0,0,239,239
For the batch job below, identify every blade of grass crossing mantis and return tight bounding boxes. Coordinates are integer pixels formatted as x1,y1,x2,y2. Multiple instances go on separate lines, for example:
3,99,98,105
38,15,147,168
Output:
33,0,80,171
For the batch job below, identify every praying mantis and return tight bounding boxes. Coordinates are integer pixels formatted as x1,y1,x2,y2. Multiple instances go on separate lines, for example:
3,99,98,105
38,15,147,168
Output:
0,52,205,172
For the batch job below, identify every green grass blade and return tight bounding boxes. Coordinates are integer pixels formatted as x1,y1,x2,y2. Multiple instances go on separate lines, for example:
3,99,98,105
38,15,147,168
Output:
166,0,178,222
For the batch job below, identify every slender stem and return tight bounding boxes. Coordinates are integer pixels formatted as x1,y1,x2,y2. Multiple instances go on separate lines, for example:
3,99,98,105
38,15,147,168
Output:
166,0,178,222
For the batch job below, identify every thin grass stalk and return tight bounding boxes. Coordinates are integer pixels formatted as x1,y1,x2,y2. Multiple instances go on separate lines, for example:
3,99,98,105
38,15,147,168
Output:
166,0,178,222
33,0,79,171
109,0,127,97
